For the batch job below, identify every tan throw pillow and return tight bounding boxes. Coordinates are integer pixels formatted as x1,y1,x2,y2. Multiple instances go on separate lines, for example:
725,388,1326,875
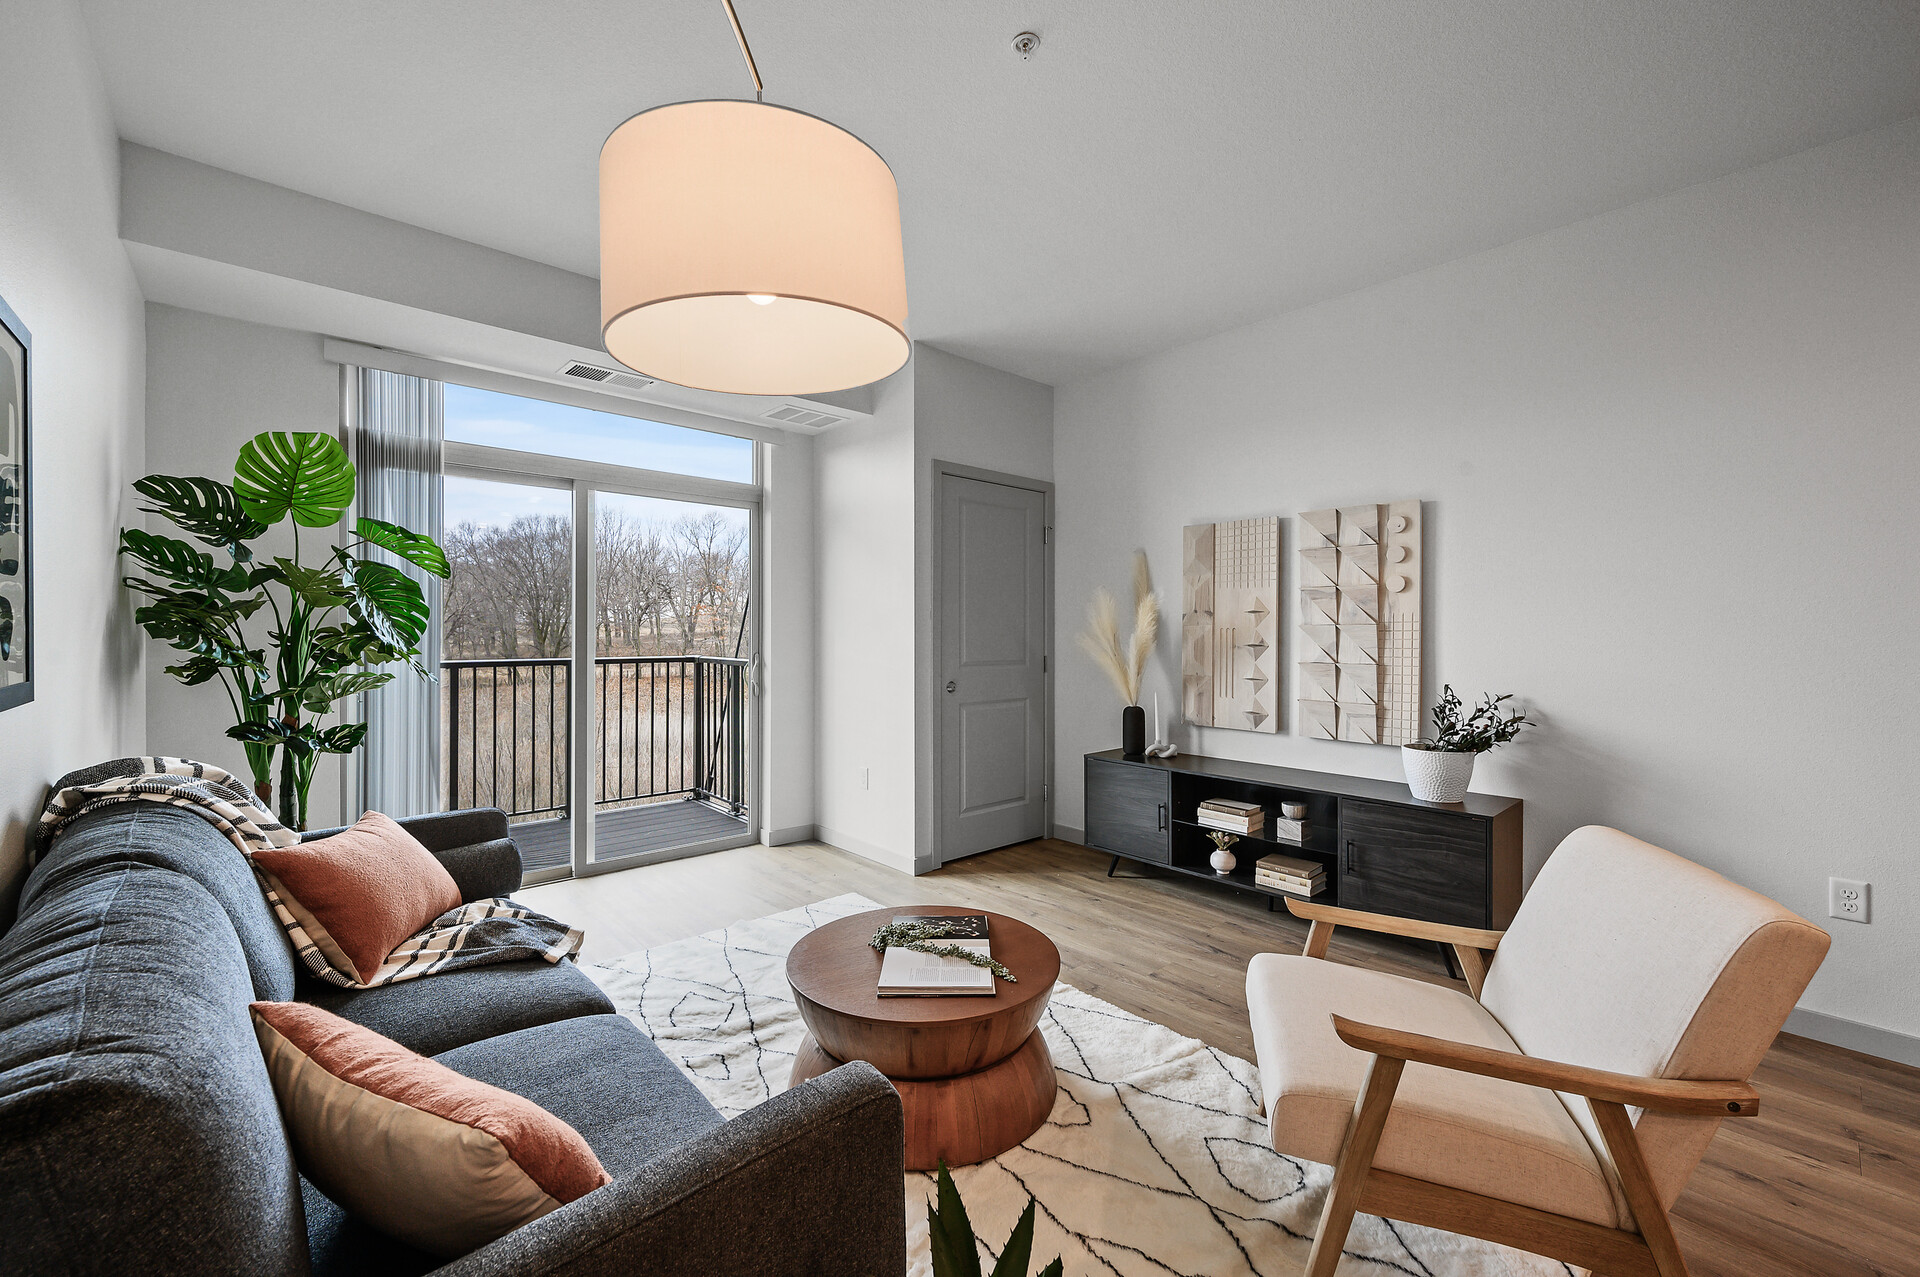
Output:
251,1001,611,1256
252,811,462,983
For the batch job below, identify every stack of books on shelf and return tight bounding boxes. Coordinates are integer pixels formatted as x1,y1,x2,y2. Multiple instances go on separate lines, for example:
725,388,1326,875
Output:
1255,852,1326,898
876,914,997,997
1196,798,1263,835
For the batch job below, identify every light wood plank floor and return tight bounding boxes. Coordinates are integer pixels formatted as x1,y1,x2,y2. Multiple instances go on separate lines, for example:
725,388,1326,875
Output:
523,837,1920,1277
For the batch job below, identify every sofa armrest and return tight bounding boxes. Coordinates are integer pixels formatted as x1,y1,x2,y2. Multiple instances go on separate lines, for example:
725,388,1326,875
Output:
302,809,523,901
435,1060,906,1277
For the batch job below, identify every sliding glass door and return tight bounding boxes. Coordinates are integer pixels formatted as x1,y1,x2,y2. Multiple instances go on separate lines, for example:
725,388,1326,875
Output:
434,383,760,883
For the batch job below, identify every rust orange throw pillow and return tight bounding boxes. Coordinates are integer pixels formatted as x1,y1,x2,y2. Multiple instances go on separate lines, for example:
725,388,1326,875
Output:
251,1001,610,1256
251,811,462,983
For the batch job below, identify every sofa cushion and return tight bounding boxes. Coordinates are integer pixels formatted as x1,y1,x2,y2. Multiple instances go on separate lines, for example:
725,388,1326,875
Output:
253,1002,610,1258
19,803,298,1001
0,863,308,1276
253,812,463,983
302,1014,723,1276
1246,952,1623,1228
304,956,614,1055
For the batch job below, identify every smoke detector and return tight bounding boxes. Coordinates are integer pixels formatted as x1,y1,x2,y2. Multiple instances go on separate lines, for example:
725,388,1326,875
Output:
558,359,654,391
1011,31,1040,60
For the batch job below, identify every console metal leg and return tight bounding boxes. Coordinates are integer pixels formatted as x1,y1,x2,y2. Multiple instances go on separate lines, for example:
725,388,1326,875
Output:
1107,855,1121,877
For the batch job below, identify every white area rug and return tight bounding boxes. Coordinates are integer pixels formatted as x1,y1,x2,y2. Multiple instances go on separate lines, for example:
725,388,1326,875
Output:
584,894,1572,1277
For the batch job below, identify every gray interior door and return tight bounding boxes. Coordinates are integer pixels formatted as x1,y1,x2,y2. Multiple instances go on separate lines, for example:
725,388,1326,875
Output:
940,473,1048,861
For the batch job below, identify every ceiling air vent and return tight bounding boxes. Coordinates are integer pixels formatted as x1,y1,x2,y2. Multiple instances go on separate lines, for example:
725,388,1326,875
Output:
558,360,654,391
762,403,848,431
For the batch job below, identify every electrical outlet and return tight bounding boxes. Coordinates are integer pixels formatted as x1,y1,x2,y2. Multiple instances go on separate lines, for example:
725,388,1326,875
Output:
1828,878,1870,924
860,767,869,791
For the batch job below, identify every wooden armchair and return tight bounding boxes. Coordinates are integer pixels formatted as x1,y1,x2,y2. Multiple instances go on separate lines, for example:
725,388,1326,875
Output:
1245,826,1830,1277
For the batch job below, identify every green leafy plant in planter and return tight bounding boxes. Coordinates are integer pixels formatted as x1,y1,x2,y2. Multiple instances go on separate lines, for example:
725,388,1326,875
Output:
120,431,448,829
928,1162,1063,1277
1402,685,1532,804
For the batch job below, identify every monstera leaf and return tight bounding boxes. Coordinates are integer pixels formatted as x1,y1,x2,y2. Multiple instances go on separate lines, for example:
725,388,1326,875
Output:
356,516,450,578
120,528,252,593
133,475,268,560
317,722,370,755
233,432,356,528
269,557,349,609
339,555,430,650
299,670,394,714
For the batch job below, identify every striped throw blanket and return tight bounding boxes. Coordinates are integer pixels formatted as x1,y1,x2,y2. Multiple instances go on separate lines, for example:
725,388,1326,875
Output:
36,756,584,990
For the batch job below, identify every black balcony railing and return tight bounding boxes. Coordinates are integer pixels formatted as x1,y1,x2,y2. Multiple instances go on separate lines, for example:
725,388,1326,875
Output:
442,655,748,821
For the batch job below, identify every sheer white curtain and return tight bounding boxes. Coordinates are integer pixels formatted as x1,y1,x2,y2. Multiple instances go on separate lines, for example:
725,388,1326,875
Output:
353,368,443,817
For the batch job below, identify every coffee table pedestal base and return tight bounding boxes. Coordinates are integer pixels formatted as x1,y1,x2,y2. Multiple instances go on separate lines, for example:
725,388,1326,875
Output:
790,1030,1056,1170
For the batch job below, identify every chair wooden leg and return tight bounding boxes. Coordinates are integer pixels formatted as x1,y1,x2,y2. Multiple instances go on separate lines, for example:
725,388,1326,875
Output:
1590,1100,1692,1277
1305,1052,1405,1277
1304,918,1335,959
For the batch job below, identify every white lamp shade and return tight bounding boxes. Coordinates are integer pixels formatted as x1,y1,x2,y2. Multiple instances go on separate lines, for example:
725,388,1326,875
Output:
600,99,910,395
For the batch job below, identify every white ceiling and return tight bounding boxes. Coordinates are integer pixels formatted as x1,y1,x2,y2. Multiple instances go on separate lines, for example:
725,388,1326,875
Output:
80,1,1920,386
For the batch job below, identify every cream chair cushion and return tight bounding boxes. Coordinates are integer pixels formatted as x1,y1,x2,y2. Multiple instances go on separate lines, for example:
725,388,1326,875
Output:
1480,826,1831,1207
1247,954,1624,1228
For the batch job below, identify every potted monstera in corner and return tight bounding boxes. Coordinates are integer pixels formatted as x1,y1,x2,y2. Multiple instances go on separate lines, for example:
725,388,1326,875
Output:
120,431,448,830
1401,685,1531,804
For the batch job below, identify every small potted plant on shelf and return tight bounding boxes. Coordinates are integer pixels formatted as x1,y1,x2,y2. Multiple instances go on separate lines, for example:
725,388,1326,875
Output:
1402,685,1531,804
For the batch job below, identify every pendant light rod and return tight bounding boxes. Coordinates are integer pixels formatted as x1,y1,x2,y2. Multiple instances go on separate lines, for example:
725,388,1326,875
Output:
720,0,764,101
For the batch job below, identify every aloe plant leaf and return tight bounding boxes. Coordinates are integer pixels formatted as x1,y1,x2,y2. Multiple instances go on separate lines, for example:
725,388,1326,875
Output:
233,432,356,528
1036,1262,1063,1277
133,474,268,559
355,516,450,578
928,1163,982,1277
988,1200,1037,1277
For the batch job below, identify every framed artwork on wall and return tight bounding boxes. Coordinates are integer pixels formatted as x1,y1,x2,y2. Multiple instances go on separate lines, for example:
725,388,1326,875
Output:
0,293,31,711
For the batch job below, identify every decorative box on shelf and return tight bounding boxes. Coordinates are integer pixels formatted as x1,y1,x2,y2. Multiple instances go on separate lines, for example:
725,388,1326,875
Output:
1080,750,1522,927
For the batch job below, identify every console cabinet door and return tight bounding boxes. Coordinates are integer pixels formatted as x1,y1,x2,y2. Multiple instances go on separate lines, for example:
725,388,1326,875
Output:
1339,799,1490,927
1083,759,1171,864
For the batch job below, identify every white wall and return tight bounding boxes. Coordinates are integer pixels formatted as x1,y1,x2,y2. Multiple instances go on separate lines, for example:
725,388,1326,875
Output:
1054,119,1920,1044
760,432,817,843
813,364,918,869
142,305,346,826
0,1,147,919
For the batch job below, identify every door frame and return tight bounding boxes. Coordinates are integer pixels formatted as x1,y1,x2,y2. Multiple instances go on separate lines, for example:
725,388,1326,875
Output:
927,460,1055,871
443,447,764,884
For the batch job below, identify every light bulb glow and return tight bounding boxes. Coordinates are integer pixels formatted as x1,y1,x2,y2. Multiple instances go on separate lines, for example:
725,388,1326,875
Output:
746,294,777,305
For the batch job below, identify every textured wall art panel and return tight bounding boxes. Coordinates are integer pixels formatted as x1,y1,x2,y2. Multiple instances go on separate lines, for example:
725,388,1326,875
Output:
1181,516,1280,732
1296,500,1421,745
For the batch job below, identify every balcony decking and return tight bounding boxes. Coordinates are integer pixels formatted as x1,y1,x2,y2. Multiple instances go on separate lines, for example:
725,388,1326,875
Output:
509,799,749,872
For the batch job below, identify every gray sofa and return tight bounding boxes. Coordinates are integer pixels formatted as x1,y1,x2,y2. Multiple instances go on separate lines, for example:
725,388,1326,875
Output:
0,801,905,1276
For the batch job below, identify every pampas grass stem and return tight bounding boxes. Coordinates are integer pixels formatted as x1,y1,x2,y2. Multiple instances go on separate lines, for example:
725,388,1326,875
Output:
1079,551,1159,707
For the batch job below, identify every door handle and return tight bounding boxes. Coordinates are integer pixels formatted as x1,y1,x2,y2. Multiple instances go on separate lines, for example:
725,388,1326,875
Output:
945,680,956,694
1157,803,1168,832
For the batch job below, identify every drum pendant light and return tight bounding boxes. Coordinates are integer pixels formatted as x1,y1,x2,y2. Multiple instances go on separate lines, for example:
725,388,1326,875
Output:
599,0,909,395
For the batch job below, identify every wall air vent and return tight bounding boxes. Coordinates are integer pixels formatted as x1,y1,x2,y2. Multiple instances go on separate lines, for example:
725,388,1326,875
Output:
762,403,848,431
558,360,654,391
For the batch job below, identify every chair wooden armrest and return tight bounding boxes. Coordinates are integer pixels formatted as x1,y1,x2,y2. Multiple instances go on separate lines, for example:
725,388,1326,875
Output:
1329,1014,1759,1117
1285,900,1505,995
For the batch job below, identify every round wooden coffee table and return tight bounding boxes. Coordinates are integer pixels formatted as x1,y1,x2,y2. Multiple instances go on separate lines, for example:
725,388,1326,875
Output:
786,905,1060,1170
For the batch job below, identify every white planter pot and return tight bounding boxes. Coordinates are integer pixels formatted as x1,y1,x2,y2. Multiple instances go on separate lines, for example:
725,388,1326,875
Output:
1402,746,1477,803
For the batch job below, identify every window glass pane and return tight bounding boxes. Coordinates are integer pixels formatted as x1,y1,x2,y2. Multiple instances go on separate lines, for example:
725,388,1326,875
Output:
444,383,754,483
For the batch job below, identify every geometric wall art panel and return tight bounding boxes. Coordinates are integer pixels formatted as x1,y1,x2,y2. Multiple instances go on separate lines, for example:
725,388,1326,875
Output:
1296,499,1421,745
1182,515,1280,733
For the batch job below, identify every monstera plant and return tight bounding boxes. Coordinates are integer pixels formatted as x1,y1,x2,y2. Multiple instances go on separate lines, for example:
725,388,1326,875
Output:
120,431,449,830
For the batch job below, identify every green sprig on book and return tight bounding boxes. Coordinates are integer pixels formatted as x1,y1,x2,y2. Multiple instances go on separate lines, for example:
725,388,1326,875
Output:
870,921,1018,983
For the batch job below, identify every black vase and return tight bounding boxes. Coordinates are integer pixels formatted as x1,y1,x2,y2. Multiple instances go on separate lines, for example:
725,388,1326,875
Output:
1121,705,1146,758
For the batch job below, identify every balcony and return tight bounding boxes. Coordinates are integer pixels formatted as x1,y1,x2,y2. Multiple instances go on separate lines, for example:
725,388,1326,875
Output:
442,655,749,872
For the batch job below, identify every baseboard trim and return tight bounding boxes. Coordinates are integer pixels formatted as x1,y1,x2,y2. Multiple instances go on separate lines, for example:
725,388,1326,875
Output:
1784,1007,1920,1067
1052,824,1084,846
763,823,816,847
814,825,916,875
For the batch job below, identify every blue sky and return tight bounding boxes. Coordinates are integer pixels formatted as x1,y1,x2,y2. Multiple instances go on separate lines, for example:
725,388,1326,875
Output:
444,384,753,483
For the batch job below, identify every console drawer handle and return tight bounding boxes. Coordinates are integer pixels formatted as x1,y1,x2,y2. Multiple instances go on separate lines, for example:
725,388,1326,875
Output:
1345,839,1364,877
1157,803,1168,832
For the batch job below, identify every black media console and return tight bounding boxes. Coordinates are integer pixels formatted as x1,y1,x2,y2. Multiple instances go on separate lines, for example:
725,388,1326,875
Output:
1083,750,1523,929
